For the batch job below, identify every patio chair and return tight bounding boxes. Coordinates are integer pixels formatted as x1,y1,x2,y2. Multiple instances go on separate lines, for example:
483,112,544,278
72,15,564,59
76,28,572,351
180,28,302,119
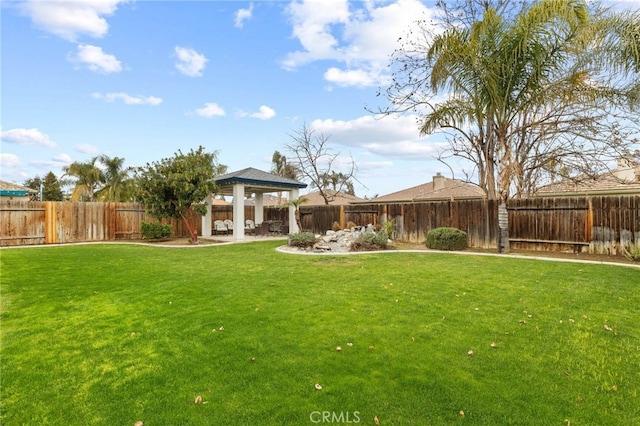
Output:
224,219,233,234
214,220,228,235
255,221,271,236
268,220,283,235
245,219,256,235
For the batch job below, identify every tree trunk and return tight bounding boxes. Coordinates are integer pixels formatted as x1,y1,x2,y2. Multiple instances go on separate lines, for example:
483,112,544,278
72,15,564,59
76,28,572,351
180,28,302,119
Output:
180,208,199,244
295,209,302,232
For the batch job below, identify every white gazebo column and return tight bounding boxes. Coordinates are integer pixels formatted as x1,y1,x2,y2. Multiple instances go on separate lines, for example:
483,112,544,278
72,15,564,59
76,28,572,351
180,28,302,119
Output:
255,193,264,224
233,183,245,240
289,188,299,233
201,194,212,237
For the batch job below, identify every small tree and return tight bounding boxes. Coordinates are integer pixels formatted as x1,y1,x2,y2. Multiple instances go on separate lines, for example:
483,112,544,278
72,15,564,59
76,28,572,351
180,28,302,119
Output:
137,146,220,244
42,171,64,201
286,123,359,205
280,196,309,232
24,172,64,201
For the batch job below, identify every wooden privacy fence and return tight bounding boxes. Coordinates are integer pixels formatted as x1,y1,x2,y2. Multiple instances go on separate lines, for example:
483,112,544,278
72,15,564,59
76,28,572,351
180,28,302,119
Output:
1,196,638,255
210,196,638,254
0,201,198,247
207,202,497,248
508,196,640,255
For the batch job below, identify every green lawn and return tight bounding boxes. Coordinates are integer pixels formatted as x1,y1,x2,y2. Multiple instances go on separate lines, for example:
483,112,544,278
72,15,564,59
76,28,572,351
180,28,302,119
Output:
1,241,638,425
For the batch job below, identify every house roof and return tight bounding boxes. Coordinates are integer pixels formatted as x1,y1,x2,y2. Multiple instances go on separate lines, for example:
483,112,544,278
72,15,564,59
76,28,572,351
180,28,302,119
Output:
214,167,307,196
368,175,486,203
535,175,640,196
535,161,640,197
301,190,366,205
0,179,37,197
211,197,231,205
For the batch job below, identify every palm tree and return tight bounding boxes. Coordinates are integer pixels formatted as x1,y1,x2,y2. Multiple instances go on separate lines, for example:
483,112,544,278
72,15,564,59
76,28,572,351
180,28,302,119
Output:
281,196,309,232
417,0,639,251
271,151,298,204
95,155,136,202
62,157,103,201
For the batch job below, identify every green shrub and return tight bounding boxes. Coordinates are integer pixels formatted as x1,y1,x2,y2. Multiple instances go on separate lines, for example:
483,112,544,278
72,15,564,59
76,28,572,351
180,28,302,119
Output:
288,232,317,248
141,221,173,240
350,231,390,252
623,243,640,262
426,227,467,251
381,220,396,238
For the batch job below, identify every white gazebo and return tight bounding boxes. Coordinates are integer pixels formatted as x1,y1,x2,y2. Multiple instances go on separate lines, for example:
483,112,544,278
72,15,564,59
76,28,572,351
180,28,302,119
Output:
201,167,307,240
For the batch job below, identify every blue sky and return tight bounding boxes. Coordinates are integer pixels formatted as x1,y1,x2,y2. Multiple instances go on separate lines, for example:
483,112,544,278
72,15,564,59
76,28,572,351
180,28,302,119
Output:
2,0,639,198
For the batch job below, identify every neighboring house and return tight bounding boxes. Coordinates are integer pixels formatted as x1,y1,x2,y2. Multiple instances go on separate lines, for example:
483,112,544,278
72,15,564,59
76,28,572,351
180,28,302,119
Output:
0,179,38,201
302,190,366,205
244,194,283,207
211,197,231,206
535,158,640,197
368,173,486,203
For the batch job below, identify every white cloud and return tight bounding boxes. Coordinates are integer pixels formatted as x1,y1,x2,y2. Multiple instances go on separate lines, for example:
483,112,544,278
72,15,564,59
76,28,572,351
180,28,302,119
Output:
32,153,73,168
70,44,122,73
18,0,127,42
194,102,226,118
175,46,208,77
356,160,395,171
282,0,435,88
282,0,350,69
76,143,101,155
324,67,390,88
0,153,23,168
1,128,57,148
238,105,277,120
235,3,254,28
309,114,443,159
92,92,163,105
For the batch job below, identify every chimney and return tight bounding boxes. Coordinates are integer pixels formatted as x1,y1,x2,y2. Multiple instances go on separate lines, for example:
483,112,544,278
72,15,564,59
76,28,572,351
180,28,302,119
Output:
433,172,445,191
614,156,637,182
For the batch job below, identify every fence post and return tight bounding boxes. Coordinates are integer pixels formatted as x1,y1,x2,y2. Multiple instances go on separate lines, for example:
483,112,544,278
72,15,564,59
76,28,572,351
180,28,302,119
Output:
339,205,345,229
498,201,510,253
586,198,593,253
107,203,116,240
45,201,57,244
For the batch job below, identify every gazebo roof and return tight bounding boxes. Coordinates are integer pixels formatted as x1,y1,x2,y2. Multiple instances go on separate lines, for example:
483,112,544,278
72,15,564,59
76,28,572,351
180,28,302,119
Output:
214,167,307,196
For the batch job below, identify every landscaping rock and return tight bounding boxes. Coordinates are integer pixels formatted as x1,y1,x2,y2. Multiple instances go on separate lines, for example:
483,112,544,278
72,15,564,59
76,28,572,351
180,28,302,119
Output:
283,225,378,253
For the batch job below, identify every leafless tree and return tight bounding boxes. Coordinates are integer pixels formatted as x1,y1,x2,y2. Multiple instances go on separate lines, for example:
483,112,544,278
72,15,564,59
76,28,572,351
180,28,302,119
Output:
286,123,358,205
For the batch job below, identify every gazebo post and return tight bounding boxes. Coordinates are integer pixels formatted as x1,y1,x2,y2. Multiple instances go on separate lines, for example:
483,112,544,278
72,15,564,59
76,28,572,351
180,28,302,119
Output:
232,183,245,240
202,194,212,237
255,193,264,224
